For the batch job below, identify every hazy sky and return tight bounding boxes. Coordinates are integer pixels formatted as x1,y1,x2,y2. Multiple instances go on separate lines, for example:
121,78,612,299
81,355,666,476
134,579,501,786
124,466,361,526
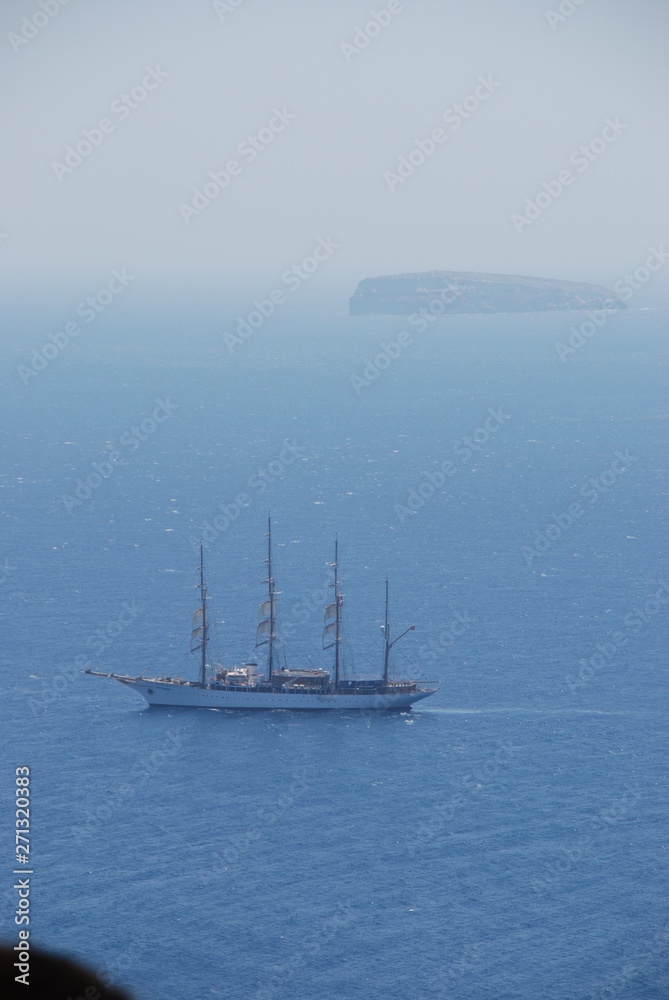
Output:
2,0,668,290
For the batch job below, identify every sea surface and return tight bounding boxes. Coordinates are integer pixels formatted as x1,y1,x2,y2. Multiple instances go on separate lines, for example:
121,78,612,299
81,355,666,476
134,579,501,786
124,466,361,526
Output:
0,293,667,999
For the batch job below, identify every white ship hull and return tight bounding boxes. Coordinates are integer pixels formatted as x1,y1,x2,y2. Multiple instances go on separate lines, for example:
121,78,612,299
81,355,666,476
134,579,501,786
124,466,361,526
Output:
114,676,437,711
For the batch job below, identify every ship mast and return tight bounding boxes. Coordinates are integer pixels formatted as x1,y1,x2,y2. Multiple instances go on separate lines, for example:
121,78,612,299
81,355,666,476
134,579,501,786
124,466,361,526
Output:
323,537,343,688
256,515,278,680
267,515,276,678
190,543,209,687
200,544,207,687
334,536,341,687
383,577,390,684
382,577,414,686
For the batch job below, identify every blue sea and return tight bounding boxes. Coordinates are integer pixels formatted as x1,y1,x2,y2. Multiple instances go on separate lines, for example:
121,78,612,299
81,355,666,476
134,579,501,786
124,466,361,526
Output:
1,288,667,999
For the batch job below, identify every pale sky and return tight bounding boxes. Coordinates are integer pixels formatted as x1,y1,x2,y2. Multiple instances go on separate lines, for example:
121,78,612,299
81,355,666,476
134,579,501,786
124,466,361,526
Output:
1,0,668,293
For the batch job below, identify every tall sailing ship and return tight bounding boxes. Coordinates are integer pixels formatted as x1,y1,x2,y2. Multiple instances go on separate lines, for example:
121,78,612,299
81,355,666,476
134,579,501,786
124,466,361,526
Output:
86,519,439,710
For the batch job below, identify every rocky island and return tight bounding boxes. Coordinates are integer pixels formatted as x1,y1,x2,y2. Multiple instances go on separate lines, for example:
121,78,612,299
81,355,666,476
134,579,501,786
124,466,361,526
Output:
349,270,625,315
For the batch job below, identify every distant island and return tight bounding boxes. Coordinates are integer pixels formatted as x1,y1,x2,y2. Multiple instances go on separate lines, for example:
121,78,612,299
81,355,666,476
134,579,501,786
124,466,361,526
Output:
349,270,625,315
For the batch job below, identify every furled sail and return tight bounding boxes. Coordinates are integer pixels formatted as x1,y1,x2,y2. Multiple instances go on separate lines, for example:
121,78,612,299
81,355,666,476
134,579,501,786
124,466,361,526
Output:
322,621,338,647
323,586,342,650
190,624,204,651
259,599,273,620
256,618,272,645
256,593,277,647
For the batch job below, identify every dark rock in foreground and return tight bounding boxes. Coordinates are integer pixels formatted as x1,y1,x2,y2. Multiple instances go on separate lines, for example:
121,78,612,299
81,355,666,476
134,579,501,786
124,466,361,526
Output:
349,270,625,315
